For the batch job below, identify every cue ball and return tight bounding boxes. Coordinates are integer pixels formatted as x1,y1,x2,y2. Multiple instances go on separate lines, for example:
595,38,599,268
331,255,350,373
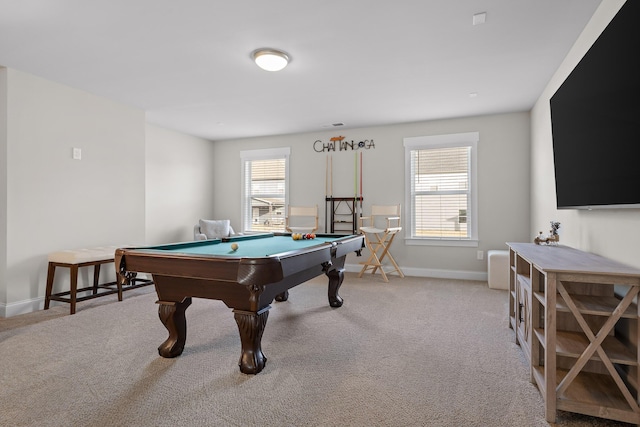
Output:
230,243,239,251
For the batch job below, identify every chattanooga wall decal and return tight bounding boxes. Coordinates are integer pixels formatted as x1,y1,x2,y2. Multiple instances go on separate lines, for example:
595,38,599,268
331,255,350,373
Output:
313,136,375,153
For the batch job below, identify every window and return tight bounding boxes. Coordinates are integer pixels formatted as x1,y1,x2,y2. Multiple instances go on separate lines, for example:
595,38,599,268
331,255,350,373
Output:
403,132,478,246
240,147,290,233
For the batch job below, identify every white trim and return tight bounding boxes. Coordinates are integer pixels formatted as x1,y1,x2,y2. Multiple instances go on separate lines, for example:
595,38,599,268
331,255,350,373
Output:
403,131,479,148
240,147,290,160
344,263,487,281
405,238,479,247
0,266,488,318
1,296,44,318
240,147,290,232
403,132,479,246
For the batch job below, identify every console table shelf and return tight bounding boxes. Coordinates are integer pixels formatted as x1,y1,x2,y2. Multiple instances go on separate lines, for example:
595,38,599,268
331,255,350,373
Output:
532,367,636,418
556,294,638,318
545,329,637,365
508,243,640,425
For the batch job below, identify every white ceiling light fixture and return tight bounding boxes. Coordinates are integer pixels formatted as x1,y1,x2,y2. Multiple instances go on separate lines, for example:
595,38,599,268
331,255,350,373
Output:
252,48,290,71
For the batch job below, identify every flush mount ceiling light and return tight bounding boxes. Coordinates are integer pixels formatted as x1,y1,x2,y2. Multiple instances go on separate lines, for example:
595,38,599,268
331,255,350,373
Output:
252,48,290,71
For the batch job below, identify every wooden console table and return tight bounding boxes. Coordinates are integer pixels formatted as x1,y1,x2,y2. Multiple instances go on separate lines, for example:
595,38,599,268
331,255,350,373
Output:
507,243,640,425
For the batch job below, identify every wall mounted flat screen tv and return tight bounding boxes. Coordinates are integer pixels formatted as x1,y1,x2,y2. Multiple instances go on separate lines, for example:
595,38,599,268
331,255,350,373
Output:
550,1,640,209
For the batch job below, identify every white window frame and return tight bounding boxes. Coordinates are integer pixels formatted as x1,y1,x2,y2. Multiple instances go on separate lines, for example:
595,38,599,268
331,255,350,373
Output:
403,132,478,247
240,147,290,233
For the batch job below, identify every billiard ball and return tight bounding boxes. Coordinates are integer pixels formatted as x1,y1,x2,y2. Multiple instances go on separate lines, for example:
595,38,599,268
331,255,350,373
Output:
230,243,239,251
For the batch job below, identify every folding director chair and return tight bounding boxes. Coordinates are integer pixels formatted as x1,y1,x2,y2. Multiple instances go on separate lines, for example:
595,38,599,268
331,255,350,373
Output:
285,205,319,234
358,204,404,282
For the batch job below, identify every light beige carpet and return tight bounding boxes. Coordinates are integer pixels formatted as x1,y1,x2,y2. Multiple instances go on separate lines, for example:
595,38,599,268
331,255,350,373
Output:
0,274,630,426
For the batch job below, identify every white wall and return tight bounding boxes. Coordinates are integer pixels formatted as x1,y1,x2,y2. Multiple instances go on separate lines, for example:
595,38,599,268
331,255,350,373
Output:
211,112,531,278
0,68,7,306
530,0,639,268
1,68,146,316
145,123,216,245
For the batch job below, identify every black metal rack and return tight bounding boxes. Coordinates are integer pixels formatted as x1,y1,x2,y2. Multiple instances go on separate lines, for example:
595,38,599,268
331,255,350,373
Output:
325,197,363,234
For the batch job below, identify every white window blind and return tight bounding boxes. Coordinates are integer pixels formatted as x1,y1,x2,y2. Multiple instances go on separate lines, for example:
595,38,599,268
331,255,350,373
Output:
240,148,290,232
404,132,478,245
410,147,470,238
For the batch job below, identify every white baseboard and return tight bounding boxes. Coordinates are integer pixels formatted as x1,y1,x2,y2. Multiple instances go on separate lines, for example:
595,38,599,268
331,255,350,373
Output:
1,270,486,318
1,297,45,318
344,263,487,281
0,273,154,318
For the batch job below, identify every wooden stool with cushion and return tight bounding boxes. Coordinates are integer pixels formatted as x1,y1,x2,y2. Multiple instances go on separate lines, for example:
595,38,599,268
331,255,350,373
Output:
45,246,152,314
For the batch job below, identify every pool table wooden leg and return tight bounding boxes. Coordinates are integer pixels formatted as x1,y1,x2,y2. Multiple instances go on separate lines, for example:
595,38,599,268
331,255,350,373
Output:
157,298,192,358
325,258,345,308
275,290,289,301
233,306,270,374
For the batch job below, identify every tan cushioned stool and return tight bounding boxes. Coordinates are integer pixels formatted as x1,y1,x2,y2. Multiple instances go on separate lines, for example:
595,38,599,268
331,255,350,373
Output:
47,247,118,264
45,246,152,314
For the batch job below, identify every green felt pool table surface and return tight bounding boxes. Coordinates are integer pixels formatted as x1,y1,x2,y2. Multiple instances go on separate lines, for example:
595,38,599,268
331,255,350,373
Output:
144,233,343,258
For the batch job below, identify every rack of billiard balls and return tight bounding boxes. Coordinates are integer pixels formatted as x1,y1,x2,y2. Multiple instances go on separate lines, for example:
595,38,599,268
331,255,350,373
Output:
291,233,316,241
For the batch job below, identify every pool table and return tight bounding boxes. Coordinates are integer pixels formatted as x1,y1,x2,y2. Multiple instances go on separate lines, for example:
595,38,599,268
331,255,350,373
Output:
115,232,364,374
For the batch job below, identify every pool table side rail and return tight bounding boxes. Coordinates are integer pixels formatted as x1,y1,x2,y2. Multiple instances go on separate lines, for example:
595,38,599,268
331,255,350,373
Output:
116,243,333,287
133,233,274,251
222,232,355,242
115,234,364,287
115,250,257,283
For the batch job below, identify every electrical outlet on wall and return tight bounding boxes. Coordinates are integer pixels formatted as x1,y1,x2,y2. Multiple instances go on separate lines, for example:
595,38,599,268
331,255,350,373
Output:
477,250,484,260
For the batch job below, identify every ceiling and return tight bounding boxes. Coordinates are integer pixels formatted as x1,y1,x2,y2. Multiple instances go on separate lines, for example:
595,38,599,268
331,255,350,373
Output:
0,0,603,141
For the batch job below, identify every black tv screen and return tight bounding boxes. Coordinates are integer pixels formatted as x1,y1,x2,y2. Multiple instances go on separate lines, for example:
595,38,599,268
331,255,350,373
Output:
550,0,640,209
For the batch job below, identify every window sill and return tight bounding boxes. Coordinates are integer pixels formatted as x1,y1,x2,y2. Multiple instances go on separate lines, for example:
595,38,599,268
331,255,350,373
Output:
405,238,479,247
